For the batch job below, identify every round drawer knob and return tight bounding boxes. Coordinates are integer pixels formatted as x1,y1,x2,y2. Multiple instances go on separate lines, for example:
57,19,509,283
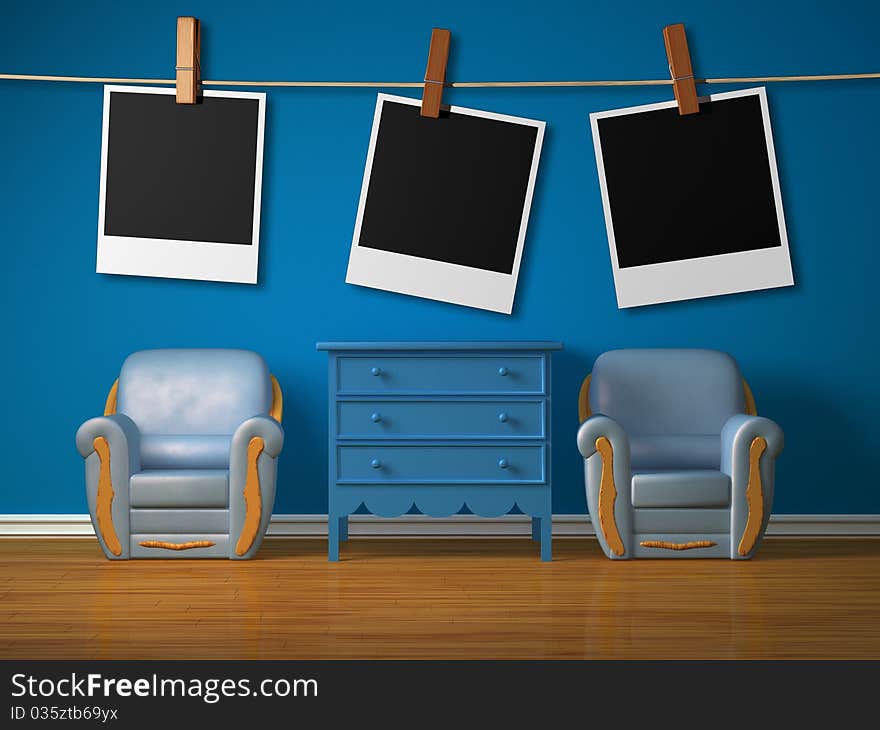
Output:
371,412,382,423
370,458,382,469
498,412,509,423
498,366,509,376
371,366,382,376
498,458,509,469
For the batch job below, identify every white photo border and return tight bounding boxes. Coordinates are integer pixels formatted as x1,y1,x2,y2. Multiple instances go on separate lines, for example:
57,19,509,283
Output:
346,93,546,314
589,87,794,308
97,85,266,285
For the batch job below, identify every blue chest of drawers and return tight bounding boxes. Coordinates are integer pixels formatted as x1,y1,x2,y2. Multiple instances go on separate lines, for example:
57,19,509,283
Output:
316,342,563,561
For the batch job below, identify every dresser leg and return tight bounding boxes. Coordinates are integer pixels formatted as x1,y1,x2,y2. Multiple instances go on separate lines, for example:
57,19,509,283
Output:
339,515,349,542
540,517,552,562
531,516,541,541
328,516,340,561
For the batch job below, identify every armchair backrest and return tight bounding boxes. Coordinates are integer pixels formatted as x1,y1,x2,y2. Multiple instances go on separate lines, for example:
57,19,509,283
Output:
590,349,745,436
116,349,272,435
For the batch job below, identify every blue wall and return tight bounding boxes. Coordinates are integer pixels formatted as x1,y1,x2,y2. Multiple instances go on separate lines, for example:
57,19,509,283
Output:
1,0,877,514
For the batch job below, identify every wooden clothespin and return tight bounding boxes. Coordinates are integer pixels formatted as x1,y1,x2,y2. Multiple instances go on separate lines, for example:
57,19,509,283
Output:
420,28,451,118
662,23,699,115
176,16,201,104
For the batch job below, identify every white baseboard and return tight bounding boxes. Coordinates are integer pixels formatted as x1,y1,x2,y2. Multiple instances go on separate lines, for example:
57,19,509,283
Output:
1,513,879,538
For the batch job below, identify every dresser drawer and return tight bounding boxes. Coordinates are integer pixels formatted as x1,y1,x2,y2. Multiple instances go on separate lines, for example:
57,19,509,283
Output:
336,355,545,395
337,400,545,439
337,445,545,484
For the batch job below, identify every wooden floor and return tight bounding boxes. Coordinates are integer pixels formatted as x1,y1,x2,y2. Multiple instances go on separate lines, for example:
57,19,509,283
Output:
1,537,879,659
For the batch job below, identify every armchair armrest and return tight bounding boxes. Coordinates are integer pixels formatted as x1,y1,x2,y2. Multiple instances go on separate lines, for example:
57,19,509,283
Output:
229,416,285,559
231,416,284,459
721,414,784,467
721,414,784,559
577,415,631,558
76,414,141,471
577,415,629,460
75,415,139,559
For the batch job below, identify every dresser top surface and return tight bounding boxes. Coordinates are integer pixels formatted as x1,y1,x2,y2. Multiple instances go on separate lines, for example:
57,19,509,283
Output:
316,341,563,352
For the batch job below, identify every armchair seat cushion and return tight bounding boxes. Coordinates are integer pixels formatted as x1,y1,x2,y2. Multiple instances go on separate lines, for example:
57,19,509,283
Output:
130,470,229,508
140,434,231,470
629,435,720,470
631,470,730,508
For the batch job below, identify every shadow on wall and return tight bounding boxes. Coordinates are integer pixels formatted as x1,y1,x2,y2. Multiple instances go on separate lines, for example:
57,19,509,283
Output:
555,346,594,420
270,365,328,513
550,347,595,514
762,374,877,514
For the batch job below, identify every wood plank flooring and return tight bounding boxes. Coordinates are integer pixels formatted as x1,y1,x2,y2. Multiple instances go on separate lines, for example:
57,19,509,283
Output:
1,538,879,659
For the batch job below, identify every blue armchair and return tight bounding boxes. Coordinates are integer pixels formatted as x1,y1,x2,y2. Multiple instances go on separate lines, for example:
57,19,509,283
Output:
577,349,782,559
76,349,284,559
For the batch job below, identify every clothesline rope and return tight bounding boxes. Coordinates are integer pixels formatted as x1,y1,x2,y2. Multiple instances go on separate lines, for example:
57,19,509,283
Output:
1,72,879,87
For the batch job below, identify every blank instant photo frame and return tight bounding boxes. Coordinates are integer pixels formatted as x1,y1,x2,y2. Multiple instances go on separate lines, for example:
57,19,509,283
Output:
97,86,266,284
590,87,793,308
346,94,546,314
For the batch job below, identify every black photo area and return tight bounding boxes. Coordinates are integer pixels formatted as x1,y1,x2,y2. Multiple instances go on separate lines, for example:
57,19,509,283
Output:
597,94,781,268
104,92,260,245
358,101,539,274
